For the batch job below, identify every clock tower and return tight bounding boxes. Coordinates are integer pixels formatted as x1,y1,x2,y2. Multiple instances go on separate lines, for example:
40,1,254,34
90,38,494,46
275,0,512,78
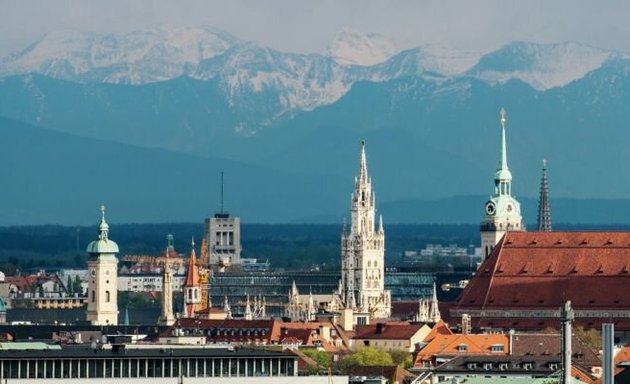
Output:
86,205,119,326
480,109,525,259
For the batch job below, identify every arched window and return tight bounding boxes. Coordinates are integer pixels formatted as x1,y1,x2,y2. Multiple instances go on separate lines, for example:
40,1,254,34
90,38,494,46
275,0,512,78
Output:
105,291,110,303
91,290,95,303
188,289,192,301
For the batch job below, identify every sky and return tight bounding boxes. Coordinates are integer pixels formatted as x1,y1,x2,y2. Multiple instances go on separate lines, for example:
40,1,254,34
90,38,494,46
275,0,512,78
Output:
1,0,630,56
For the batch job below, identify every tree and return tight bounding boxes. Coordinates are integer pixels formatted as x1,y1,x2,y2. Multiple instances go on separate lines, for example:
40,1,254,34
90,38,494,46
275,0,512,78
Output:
302,349,331,369
389,349,413,369
66,276,73,295
574,326,602,351
73,275,83,295
348,347,394,367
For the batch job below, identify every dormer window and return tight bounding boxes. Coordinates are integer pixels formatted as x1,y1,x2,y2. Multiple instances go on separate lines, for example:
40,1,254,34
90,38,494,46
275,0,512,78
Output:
458,344,468,352
491,344,504,352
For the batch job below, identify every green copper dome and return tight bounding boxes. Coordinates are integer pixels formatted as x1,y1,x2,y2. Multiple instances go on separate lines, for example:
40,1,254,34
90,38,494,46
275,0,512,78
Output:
86,205,119,254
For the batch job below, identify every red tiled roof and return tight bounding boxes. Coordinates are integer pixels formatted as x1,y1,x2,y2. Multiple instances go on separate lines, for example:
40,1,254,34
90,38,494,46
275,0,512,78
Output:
453,232,630,312
353,322,425,340
414,333,509,366
423,320,453,343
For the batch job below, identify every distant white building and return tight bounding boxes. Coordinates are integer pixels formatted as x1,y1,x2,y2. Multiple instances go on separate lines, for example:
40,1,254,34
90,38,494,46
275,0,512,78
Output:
118,274,185,293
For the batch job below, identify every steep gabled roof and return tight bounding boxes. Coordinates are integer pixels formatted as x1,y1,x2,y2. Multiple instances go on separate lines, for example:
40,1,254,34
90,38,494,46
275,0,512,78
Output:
454,232,630,311
183,247,199,287
423,320,453,343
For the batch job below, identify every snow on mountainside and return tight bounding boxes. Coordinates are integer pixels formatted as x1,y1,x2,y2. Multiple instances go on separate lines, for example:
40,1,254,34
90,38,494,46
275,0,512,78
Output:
1,26,627,136
373,45,481,79
324,28,400,66
193,43,374,129
0,26,238,84
469,41,620,90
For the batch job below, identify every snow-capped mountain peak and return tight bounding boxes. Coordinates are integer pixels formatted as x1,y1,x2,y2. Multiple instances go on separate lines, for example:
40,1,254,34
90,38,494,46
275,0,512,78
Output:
323,27,400,66
0,25,239,84
469,41,617,90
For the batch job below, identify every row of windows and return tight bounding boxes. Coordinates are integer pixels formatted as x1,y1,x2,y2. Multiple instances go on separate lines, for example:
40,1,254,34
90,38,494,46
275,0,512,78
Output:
0,357,295,379
175,328,268,337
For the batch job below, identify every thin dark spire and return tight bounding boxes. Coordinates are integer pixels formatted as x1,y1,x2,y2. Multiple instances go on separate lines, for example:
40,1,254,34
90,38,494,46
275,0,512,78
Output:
220,171,224,214
537,159,552,231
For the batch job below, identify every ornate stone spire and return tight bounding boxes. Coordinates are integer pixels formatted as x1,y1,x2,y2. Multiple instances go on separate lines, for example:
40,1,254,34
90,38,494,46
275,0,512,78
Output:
359,140,368,183
308,289,316,321
244,294,253,320
223,296,231,319
428,282,441,323
417,298,428,322
537,159,552,232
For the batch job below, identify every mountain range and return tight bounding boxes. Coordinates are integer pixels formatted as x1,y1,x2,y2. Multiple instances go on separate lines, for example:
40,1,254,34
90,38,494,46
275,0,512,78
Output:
1,26,630,225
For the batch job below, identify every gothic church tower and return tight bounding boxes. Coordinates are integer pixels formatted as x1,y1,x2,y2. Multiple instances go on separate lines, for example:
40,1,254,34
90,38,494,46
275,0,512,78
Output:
341,141,391,319
480,109,525,259
86,206,119,325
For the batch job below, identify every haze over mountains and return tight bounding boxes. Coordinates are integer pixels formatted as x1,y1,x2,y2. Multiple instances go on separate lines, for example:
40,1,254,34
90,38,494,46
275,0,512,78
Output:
2,26,630,225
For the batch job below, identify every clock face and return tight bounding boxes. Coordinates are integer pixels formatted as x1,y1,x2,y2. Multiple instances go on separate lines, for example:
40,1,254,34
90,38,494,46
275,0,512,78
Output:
486,202,496,215
105,269,111,276
90,268,96,277
507,204,513,212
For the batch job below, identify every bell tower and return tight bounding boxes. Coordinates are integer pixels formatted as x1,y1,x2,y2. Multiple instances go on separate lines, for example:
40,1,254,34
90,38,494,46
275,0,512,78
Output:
86,205,119,326
480,109,525,259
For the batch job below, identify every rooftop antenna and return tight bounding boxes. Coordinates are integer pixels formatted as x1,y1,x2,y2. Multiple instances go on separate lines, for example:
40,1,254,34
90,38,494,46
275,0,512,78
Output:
220,171,224,214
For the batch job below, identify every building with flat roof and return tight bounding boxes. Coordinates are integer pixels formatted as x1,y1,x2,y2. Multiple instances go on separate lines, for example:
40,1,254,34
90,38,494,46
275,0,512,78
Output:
0,342,298,381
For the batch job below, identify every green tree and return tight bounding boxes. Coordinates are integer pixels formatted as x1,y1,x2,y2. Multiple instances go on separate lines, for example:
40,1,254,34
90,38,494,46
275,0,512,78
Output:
66,275,73,295
389,349,413,368
73,275,83,295
349,347,394,366
302,349,331,369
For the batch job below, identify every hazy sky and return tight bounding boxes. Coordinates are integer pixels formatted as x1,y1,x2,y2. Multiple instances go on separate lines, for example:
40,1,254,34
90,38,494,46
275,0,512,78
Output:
1,0,630,56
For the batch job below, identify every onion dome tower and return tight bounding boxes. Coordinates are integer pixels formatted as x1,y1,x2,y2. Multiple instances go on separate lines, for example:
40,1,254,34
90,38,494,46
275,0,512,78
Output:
86,205,119,326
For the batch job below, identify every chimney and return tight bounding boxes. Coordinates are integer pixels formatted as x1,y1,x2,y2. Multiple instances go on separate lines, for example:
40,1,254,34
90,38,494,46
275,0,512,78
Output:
508,329,515,355
376,323,385,334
